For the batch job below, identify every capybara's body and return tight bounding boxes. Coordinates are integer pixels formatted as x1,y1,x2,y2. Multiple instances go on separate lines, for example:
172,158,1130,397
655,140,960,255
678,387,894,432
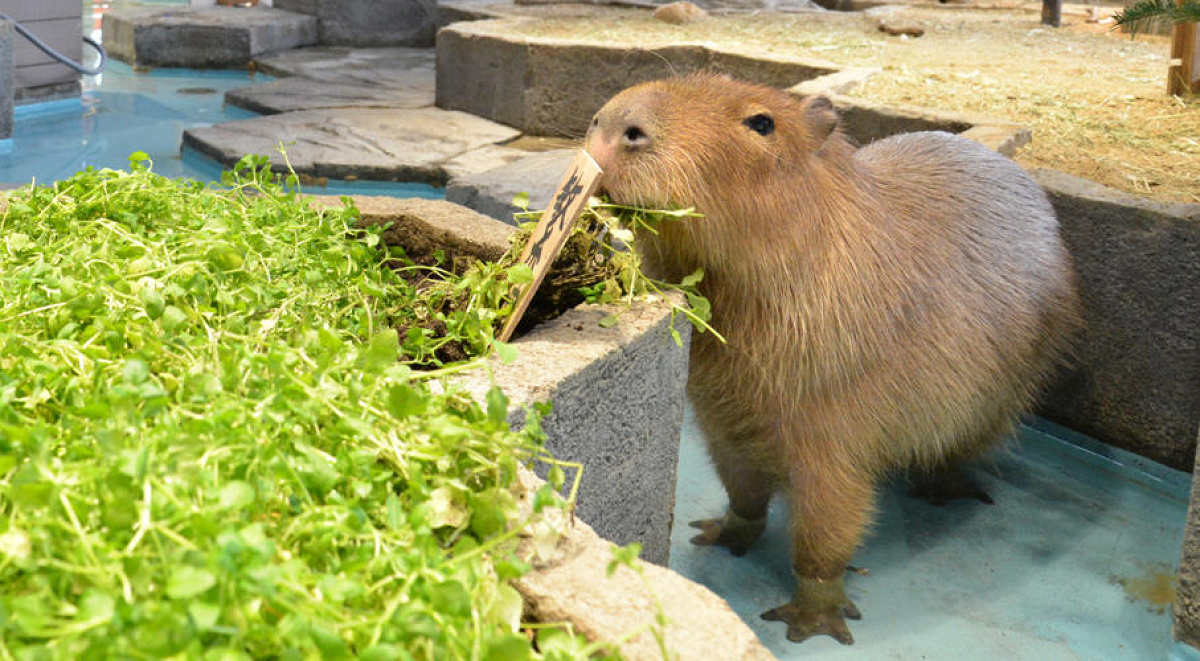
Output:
584,74,1080,644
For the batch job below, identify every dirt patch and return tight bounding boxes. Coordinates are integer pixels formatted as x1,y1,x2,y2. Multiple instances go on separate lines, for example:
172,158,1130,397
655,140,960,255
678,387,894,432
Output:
505,2,1198,205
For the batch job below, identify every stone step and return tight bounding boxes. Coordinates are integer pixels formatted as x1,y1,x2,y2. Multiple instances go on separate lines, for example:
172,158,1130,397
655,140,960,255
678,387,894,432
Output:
447,148,577,224
226,78,433,115
182,106,522,185
102,6,318,68
227,47,436,114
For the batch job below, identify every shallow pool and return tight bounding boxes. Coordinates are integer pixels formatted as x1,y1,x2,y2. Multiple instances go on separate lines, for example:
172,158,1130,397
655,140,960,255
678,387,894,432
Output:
672,411,1194,660
2,58,442,199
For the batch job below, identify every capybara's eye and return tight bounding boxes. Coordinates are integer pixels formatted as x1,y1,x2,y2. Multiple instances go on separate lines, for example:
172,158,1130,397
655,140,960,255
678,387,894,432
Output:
591,117,599,128
744,113,775,136
624,126,647,143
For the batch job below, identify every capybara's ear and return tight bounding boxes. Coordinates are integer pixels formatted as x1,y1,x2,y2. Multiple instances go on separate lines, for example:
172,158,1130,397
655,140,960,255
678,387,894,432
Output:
803,96,839,144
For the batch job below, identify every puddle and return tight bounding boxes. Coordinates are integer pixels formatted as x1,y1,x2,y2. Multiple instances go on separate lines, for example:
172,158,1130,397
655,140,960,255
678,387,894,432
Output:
1113,562,1178,615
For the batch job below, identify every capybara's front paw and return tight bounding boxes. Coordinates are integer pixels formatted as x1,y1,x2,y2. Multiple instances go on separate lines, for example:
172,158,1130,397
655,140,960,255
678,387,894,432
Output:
687,511,766,556
761,575,861,645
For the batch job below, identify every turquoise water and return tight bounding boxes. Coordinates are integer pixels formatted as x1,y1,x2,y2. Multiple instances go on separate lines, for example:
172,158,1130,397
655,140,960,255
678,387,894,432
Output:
672,412,1193,660
3,59,442,199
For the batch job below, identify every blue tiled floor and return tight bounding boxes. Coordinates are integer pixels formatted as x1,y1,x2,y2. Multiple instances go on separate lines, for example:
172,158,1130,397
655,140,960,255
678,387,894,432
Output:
671,407,1191,660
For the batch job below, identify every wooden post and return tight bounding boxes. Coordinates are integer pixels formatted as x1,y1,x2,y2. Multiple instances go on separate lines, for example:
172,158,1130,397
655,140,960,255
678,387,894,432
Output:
1169,7,1200,95
1041,0,1062,27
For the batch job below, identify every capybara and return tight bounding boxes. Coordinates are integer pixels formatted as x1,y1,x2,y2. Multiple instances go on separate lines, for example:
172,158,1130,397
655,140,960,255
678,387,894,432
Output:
583,74,1080,645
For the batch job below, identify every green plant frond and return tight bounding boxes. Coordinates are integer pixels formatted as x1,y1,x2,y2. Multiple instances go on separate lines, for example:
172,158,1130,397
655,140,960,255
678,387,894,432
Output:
1113,0,1200,36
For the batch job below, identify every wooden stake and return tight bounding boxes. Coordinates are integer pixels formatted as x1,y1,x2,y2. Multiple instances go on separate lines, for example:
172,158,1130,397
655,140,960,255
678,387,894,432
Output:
1041,0,1062,27
496,150,604,343
1169,8,1200,95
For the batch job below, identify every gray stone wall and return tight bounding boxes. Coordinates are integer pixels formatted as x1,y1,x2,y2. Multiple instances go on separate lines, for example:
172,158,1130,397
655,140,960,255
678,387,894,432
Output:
1035,169,1200,471
274,0,438,47
1174,429,1200,647
436,20,839,136
1,20,13,141
6,0,82,103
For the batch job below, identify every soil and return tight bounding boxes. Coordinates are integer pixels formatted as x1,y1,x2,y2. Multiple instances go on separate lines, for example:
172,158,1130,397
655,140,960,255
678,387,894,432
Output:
382,222,619,365
505,1,1199,205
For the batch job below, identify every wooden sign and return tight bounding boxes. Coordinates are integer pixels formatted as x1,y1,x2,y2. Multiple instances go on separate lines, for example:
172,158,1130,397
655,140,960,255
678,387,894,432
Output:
497,149,604,342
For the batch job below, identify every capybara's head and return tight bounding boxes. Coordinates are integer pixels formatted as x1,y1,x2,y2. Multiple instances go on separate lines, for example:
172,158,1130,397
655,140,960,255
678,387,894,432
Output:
583,74,841,214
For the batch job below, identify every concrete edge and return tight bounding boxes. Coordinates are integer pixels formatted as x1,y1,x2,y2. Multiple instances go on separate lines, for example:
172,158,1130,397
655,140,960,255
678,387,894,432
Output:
512,468,776,661
440,17,842,71
439,18,1032,153
1031,168,1200,222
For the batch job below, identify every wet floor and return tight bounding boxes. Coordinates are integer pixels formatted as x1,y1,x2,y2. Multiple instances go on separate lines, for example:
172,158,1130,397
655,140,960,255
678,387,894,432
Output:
670,408,1193,660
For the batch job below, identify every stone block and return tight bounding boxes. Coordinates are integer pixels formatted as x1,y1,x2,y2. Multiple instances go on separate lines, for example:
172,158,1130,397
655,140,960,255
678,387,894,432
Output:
225,78,433,114
312,195,515,263
1175,428,1200,647
446,149,576,223
182,106,521,184
511,471,774,660
275,0,439,47
436,19,839,136
458,297,690,566
252,46,435,87
1033,169,1200,471
306,195,691,565
0,20,12,141
102,7,317,68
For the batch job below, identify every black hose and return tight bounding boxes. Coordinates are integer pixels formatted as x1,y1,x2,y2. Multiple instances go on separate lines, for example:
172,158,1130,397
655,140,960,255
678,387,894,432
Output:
1,13,107,76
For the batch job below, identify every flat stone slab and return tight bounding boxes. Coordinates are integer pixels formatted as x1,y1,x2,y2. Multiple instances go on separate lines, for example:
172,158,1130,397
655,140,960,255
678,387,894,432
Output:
253,46,436,87
182,107,521,184
226,78,433,114
511,471,774,660
447,148,576,223
227,47,436,114
102,6,317,68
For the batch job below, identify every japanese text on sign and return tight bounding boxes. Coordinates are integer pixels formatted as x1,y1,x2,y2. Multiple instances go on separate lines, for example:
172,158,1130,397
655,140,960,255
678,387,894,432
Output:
497,150,604,342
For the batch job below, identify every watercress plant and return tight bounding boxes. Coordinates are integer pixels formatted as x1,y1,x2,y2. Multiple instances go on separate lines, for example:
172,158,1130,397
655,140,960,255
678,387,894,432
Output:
0,154,574,659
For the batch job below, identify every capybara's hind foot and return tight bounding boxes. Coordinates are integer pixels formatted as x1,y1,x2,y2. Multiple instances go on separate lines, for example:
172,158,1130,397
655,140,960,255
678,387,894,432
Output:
688,511,767,556
909,466,994,507
762,575,861,645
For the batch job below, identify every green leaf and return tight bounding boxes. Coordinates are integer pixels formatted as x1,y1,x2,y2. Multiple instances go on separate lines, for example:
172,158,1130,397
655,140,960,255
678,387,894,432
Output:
486,386,510,425
363,328,400,371
547,464,565,490
506,264,534,285
310,625,353,660
140,287,166,320
486,633,533,661
167,566,217,600
493,340,519,364
385,494,407,531
598,314,619,328
218,481,255,511
427,486,468,529
161,305,188,331
386,383,426,418
123,358,150,384
78,589,115,623
188,601,222,631
679,268,704,289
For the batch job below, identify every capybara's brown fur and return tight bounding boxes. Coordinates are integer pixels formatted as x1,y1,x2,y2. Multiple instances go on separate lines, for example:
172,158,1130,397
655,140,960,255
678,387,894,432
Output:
584,74,1080,644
